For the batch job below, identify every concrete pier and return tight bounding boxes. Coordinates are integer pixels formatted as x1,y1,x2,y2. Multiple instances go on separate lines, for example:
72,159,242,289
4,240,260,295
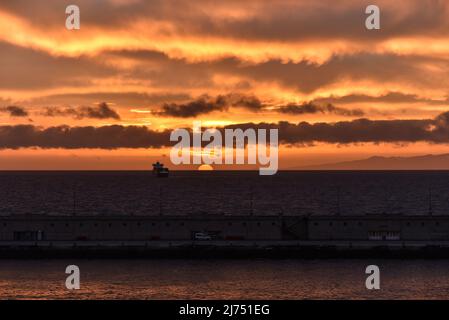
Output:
1,214,449,257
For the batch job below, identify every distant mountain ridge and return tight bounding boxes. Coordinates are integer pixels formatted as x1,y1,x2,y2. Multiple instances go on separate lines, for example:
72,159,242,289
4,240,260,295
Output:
297,153,449,170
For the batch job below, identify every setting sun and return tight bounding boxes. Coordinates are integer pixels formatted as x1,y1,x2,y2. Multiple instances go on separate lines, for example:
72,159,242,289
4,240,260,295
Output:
198,164,214,171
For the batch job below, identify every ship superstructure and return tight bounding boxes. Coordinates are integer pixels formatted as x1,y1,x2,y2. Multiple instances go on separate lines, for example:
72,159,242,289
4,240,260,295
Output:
152,162,169,177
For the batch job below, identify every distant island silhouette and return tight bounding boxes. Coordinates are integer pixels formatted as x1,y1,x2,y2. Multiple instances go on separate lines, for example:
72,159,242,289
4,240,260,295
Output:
296,153,449,170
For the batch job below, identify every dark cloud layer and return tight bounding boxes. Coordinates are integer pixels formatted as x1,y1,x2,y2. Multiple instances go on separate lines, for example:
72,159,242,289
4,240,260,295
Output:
277,102,364,116
118,50,446,94
155,95,229,118
155,94,362,117
154,94,268,117
313,92,449,106
230,94,264,112
30,92,191,107
42,103,121,120
0,125,172,149
0,106,28,117
3,111,449,149
227,54,442,94
228,111,449,145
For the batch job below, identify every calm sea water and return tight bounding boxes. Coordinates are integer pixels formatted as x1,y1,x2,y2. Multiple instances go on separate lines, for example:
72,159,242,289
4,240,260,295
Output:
1,259,449,299
0,170,449,216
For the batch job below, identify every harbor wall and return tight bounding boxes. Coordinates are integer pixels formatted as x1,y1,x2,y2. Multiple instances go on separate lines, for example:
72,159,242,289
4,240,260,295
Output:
1,214,449,242
307,215,449,241
0,215,283,241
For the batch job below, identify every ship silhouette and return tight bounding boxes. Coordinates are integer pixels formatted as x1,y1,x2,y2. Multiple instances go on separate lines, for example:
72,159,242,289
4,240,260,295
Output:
152,161,169,177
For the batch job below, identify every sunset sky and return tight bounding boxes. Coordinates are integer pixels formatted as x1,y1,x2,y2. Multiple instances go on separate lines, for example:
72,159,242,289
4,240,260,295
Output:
1,0,449,170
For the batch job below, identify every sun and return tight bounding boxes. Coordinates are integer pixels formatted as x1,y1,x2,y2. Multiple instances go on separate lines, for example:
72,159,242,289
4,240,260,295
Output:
198,164,214,171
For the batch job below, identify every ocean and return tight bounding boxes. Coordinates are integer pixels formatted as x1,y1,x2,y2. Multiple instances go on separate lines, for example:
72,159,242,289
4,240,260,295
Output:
0,170,448,216
1,171,449,299
1,259,449,299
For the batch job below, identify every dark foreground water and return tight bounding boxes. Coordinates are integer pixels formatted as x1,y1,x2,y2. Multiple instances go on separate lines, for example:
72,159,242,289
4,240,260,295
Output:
1,259,449,299
1,170,449,216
